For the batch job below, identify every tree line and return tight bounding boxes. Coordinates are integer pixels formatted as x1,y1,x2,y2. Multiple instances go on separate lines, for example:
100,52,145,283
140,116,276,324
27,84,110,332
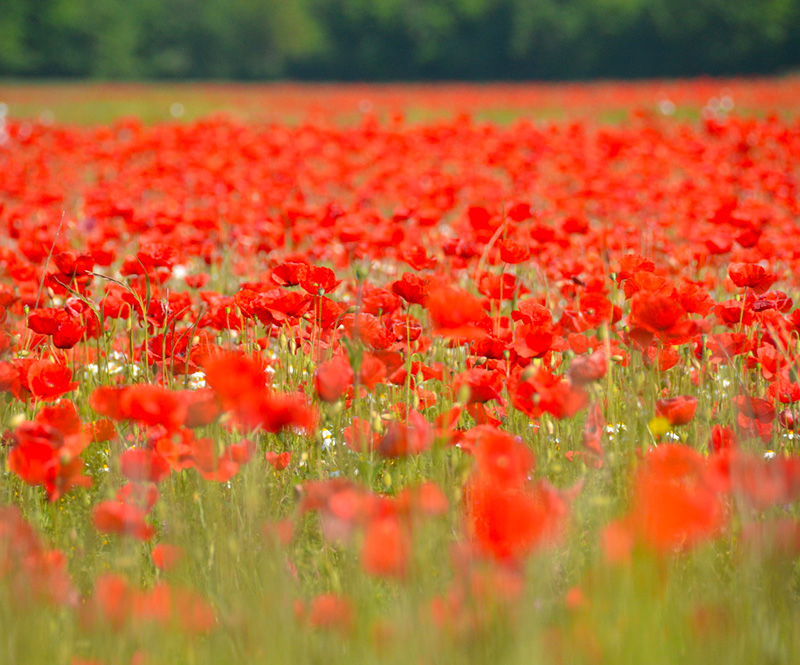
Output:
2,0,799,80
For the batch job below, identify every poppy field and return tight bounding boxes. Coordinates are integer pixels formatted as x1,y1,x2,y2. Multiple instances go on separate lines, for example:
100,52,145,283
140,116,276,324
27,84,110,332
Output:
1,78,800,664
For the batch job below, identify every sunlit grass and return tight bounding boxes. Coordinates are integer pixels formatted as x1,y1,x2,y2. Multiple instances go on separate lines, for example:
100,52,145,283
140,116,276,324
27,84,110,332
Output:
2,76,799,125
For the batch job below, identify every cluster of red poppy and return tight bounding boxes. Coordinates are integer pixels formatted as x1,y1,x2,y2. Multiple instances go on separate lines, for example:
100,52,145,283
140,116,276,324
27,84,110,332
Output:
1,83,800,654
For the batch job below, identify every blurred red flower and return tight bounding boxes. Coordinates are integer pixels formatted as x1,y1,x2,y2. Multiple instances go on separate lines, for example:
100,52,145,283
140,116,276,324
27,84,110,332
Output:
655,395,698,425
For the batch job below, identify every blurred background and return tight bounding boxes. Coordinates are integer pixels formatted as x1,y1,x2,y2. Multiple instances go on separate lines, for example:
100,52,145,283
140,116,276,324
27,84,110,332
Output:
2,0,800,81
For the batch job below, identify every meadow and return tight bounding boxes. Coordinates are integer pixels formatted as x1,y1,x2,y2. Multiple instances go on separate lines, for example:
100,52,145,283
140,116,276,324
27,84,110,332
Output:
1,77,800,665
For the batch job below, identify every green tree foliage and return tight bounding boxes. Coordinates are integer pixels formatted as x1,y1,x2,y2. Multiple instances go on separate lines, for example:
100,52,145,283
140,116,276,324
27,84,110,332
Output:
0,0,30,71
1,0,799,79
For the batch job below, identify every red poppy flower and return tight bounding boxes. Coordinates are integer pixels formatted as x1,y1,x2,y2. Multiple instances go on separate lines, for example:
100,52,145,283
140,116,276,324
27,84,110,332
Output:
467,477,567,561
733,395,775,423
271,261,309,286
53,250,93,278
399,244,437,270
0,361,17,392
120,448,171,483
360,285,401,316
397,481,449,516
512,322,556,359
361,515,410,579
28,360,79,402
621,445,726,554
252,289,313,325
299,265,340,295
377,410,433,457
93,500,155,540
27,308,68,335
204,353,316,433
714,300,755,328
567,350,608,385
36,399,81,435
340,313,394,350
498,239,530,264
629,291,684,335
137,243,177,270
655,395,698,425
616,254,656,283
510,367,589,420
451,368,504,404
86,418,117,443
343,418,380,452
390,273,428,305
477,272,522,301
224,439,257,465
578,292,614,328
120,385,187,431
152,543,184,571
425,286,488,339
465,425,534,487
88,386,127,420
729,263,776,294
266,451,292,470
52,319,86,349
512,299,553,326
180,389,222,428
677,282,714,317
305,593,354,634
708,425,737,454
7,420,92,501
729,453,800,511
8,427,60,487
190,436,240,482
117,483,161,512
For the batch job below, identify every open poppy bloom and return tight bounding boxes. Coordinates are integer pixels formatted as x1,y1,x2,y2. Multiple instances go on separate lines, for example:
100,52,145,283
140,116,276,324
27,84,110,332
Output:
728,263,776,294
425,286,489,341
361,515,410,579
27,360,79,402
463,427,569,561
265,450,292,470
93,500,155,541
655,395,698,425
203,353,317,433
604,445,726,559
629,291,692,341
90,385,187,432
7,413,92,501
510,367,589,420
315,354,354,402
